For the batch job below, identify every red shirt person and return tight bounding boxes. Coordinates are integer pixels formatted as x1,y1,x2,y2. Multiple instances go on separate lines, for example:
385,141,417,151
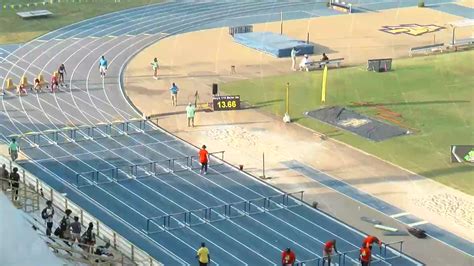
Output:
199,145,209,175
363,235,382,249
281,248,296,266
322,239,338,266
359,245,372,266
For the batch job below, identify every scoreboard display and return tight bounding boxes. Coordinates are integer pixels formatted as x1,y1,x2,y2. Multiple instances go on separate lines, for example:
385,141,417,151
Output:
213,95,241,111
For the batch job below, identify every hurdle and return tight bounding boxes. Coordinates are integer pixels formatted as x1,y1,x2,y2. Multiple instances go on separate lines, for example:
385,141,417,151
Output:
382,241,404,260
76,167,120,188
227,200,249,218
188,207,211,226
284,190,304,207
128,159,174,178
145,211,189,234
170,156,190,172
75,156,192,188
247,196,268,214
144,191,306,234
295,257,322,266
12,120,152,149
109,118,150,135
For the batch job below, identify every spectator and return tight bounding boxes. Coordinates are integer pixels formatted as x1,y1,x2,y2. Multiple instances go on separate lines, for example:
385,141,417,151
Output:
359,245,372,266
8,138,19,162
199,145,209,175
319,53,329,68
196,242,210,266
57,209,72,240
81,222,96,253
170,83,179,106
50,74,59,93
0,164,9,191
58,63,67,85
322,239,338,266
33,78,42,93
186,103,196,127
150,57,159,79
95,242,114,262
70,216,81,244
281,247,296,266
17,83,27,96
290,47,300,71
41,200,55,236
9,167,20,201
321,53,329,61
99,56,108,78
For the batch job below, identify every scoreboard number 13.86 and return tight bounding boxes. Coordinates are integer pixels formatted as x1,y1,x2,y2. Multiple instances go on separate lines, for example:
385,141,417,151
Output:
213,95,241,111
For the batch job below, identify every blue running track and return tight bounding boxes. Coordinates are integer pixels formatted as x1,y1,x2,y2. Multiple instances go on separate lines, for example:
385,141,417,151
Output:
0,1,427,265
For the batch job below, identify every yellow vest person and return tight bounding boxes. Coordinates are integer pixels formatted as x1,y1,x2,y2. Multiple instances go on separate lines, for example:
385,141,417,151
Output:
196,242,210,266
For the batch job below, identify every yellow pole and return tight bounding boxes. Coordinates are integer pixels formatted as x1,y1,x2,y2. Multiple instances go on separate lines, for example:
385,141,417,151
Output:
280,11,283,35
286,82,290,114
321,65,328,103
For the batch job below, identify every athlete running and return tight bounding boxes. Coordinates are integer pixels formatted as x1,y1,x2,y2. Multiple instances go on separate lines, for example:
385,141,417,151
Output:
58,63,67,85
99,56,108,78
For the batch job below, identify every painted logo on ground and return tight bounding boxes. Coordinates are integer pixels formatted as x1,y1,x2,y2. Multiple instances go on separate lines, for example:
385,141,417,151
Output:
338,118,370,128
380,24,444,36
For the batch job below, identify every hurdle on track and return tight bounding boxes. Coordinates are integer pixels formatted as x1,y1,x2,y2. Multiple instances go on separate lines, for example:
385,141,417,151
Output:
145,191,305,234
12,119,151,149
74,156,193,188
295,241,404,266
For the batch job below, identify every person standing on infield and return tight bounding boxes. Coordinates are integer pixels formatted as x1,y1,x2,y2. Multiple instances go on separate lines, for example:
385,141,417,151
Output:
8,138,19,161
151,57,159,79
99,56,108,78
322,239,338,266
196,242,210,266
170,82,179,106
199,145,209,175
290,47,299,71
186,102,196,127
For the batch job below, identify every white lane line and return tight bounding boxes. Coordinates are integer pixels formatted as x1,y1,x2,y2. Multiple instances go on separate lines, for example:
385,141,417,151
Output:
407,221,429,227
390,212,410,218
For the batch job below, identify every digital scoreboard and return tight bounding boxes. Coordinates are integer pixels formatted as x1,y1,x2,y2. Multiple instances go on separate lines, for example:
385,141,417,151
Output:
213,95,241,111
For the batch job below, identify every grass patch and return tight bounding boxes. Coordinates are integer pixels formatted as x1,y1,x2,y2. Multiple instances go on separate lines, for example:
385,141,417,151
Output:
0,0,163,44
221,51,474,195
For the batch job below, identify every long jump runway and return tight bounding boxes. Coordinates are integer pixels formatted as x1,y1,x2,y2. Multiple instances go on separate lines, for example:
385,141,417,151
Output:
0,1,425,265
